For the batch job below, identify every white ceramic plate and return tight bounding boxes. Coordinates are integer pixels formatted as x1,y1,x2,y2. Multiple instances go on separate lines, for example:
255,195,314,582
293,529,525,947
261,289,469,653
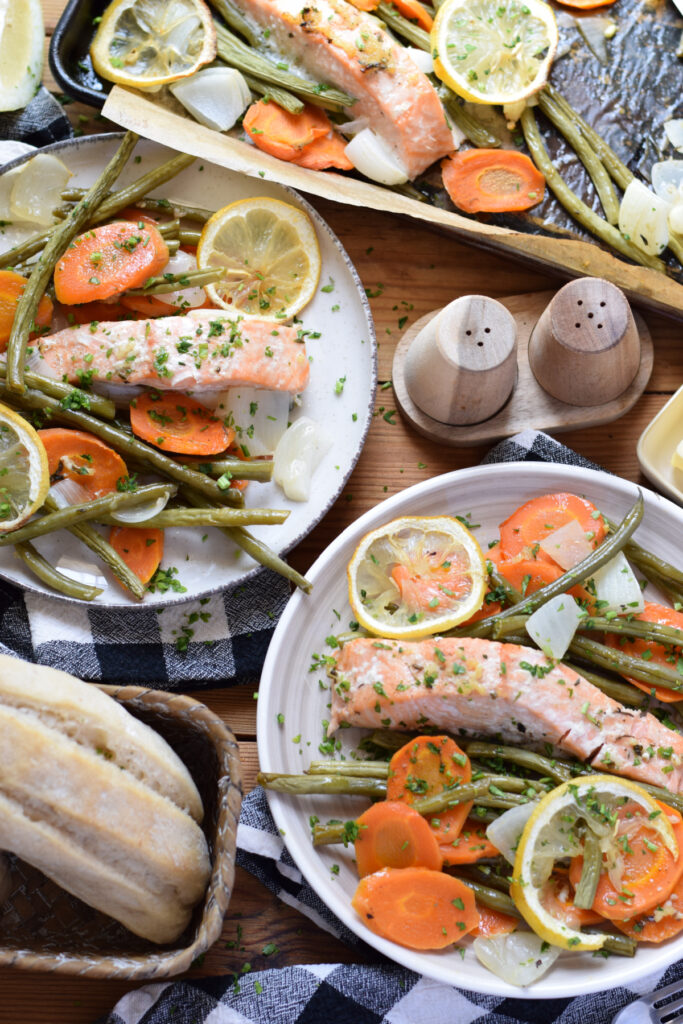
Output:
0,135,376,606
258,462,683,998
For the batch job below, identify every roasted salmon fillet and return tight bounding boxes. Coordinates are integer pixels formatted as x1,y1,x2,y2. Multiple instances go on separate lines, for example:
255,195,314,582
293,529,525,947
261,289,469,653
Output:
35,310,310,393
329,637,683,793
233,0,454,178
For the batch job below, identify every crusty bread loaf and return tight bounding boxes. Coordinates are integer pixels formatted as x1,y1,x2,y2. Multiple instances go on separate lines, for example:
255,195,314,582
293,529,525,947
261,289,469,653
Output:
0,657,211,943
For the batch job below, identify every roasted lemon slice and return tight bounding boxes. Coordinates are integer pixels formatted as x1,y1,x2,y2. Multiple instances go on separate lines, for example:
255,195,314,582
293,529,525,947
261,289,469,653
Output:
90,0,216,89
431,0,558,106
511,775,677,952
347,515,487,639
0,402,49,531
196,197,321,321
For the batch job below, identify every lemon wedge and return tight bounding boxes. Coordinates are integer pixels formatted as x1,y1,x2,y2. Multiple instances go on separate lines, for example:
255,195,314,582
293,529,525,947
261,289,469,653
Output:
0,0,43,112
90,0,216,90
511,775,676,952
431,0,558,106
0,402,49,532
196,197,321,321
347,515,487,639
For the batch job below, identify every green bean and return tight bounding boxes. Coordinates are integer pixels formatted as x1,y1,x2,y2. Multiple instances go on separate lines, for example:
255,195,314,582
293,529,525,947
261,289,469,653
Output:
564,662,648,708
463,742,573,784
573,831,602,909
520,109,666,274
215,22,355,111
312,820,354,846
156,219,180,238
487,560,522,605
180,486,312,592
240,70,305,114
178,228,202,246
537,91,620,225
459,864,514,893
0,484,176,547
14,541,103,601
59,190,210,225
127,266,225,295
437,86,502,150
452,495,644,640
569,634,683,693
376,2,431,48
307,760,389,777
208,0,261,45
603,518,683,591
602,934,637,957
6,132,140,392
458,878,520,917
190,457,274,482
580,615,683,647
414,777,537,816
0,364,115,419
362,729,413,751
258,772,387,799
98,506,288,528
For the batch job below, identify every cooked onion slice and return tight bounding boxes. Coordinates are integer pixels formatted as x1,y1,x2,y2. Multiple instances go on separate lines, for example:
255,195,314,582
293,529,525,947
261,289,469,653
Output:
588,551,644,616
619,179,670,256
525,594,584,659
273,416,331,501
473,933,560,986
344,129,409,185
169,67,251,131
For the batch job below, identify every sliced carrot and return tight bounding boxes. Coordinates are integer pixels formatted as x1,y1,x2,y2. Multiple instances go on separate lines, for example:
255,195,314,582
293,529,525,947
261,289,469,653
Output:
471,904,518,938
387,735,472,846
54,220,170,305
352,867,479,949
291,131,354,171
386,0,434,31
442,150,545,214
64,299,142,324
615,871,683,943
38,428,128,499
605,603,683,703
499,492,605,562
568,801,683,922
347,0,379,9
556,0,616,9
243,100,353,170
539,871,603,928
0,269,53,351
130,392,234,456
440,819,499,865
497,557,591,605
120,292,212,316
354,801,443,877
108,526,164,586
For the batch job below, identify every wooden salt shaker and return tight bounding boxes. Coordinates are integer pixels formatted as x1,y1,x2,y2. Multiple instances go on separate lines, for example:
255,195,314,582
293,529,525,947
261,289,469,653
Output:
403,295,518,425
528,278,641,406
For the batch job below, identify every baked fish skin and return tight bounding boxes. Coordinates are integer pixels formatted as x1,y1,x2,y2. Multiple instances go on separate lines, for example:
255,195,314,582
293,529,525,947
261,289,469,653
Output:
36,310,309,393
232,0,454,179
329,637,683,793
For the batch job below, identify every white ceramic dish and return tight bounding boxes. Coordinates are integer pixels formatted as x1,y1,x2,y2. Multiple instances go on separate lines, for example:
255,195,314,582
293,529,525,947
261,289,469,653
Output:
0,135,376,606
637,385,683,507
258,462,683,998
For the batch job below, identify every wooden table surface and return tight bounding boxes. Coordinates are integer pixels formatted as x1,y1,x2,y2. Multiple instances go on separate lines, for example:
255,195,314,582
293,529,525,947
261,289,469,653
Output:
1,5,681,1021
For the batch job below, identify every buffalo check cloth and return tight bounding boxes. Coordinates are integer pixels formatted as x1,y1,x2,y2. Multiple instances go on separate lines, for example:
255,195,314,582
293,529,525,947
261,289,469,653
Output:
96,429,683,1024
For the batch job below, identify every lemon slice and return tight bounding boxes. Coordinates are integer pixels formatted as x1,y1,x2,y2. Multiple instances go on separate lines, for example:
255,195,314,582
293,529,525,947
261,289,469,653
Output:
431,0,558,105
0,402,49,531
196,197,322,321
90,0,216,89
511,775,677,951
347,515,487,639
0,0,43,113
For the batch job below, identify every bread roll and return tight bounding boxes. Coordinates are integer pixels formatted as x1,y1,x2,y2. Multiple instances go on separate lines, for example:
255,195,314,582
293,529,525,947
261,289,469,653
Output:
0,657,211,943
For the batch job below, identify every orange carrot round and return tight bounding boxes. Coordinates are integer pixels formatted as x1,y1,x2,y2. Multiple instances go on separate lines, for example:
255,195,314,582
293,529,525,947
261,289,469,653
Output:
64,299,142,324
130,392,234,456
386,0,434,31
387,735,472,846
615,871,683,943
54,220,170,304
568,801,683,922
243,100,353,170
471,904,518,938
498,492,605,562
605,603,683,704
440,818,499,865
108,526,164,586
0,270,53,351
497,557,591,604
354,801,443,877
38,428,128,499
291,131,354,171
351,867,479,949
442,150,545,214
539,871,603,928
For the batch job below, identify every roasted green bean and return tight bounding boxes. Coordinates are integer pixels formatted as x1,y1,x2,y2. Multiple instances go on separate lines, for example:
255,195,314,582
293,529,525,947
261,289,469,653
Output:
127,266,225,295
14,541,103,601
257,772,387,799
437,86,502,150
376,2,430,49
564,662,648,708
98,506,288,528
580,615,683,647
189,457,274,483
0,364,115,419
463,742,573,785
573,831,602,909
6,132,139,392
237,69,305,114
457,878,521,917
307,760,390,777
569,635,683,694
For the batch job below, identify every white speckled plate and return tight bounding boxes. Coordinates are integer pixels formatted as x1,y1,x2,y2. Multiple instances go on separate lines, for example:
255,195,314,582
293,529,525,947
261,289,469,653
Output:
0,134,376,606
258,462,683,998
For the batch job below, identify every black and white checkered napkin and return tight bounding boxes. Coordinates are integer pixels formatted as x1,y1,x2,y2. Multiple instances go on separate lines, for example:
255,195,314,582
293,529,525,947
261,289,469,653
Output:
98,429,683,1024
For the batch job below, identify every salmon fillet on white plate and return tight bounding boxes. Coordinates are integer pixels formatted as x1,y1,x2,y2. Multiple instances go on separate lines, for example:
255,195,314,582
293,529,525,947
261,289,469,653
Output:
33,309,310,393
329,636,683,793
233,0,454,179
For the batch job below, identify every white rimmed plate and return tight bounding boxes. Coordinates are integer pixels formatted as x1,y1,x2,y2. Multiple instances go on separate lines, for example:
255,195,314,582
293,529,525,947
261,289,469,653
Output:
257,461,683,998
0,134,376,606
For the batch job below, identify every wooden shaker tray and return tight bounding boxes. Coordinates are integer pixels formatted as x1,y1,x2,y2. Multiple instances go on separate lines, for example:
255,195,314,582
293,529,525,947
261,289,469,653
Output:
391,289,654,447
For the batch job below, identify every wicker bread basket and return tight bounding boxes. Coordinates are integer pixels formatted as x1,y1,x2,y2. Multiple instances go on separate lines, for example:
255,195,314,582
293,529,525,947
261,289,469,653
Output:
0,683,242,978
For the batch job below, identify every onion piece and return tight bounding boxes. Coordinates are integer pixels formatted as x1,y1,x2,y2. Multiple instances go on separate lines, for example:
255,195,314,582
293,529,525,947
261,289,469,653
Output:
109,491,170,523
651,160,683,204
153,249,207,310
473,933,560,986
273,415,331,501
587,551,645,616
670,203,683,237
10,153,71,226
618,178,670,256
404,46,433,74
50,477,170,523
169,67,252,132
215,386,290,457
664,119,683,153
344,129,409,185
539,519,595,569
525,594,584,659
576,16,615,65
486,803,537,865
